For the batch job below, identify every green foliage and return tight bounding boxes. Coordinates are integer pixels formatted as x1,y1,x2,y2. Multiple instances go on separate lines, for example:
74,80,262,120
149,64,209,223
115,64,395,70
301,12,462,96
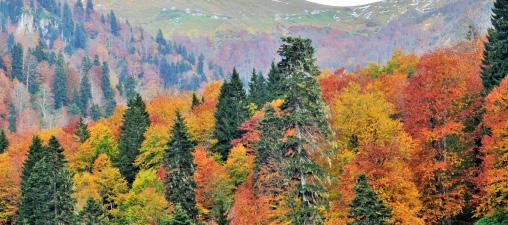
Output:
79,197,107,225
53,54,69,109
277,37,329,224
213,68,249,160
267,61,283,100
164,111,198,219
482,0,508,93
124,76,136,100
475,213,508,225
91,103,102,121
75,117,90,143
248,68,267,108
132,169,165,194
101,62,117,117
109,10,121,36
10,43,23,81
191,92,200,109
19,136,77,225
7,104,15,133
161,204,193,225
79,74,92,114
348,174,393,225
0,129,8,153
116,93,151,184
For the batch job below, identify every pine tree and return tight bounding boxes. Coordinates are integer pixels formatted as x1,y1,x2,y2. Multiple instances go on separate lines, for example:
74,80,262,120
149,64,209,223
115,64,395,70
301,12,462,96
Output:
10,43,23,81
0,129,8,153
248,68,267,107
79,197,107,225
266,61,283,101
86,0,94,16
164,111,198,219
19,136,77,224
163,204,193,225
101,62,116,117
116,93,150,185
213,68,249,160
8,103,16,133
348,174,393,225
191,93,200,109
33,40,47,62
482,0,508,93
74,22,87,50
90,103,101,121
276,37,329,224
79,74,92,114
197,53,205,76
109,10,120,36
124,76,136,100
53,54,69,109
75,117,90,143
62,2,75,42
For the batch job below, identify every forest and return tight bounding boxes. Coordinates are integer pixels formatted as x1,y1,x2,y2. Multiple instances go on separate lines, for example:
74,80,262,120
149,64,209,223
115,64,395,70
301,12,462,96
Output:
0,0,507,225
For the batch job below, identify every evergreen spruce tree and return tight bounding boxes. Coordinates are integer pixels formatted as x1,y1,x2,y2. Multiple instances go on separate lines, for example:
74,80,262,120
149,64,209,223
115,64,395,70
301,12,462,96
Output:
79,197,107,225
0,129,8,153
90,103,101,121
8,103,16,133
62,2,75,42
79,74,92,114
101,62,117,117
74,22,87,50
197,53,205,76
164,111,198,219
248,68,267,107
86,0,94,16
213,68,249,160
19,136,77,224
482,0,508,93
53,54,69,109
75,117,90,143
33,40,47,62
124,76,136,100
109,10,120,36
116,93,150,185
275,37,330,224
10,43,23,81
348,174,393,225
191,93,200,109
266,61,284,101
163,204,193,225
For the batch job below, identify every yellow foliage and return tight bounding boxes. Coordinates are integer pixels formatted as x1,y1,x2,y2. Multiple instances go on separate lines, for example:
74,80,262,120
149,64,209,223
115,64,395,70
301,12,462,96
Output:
135,125,171,170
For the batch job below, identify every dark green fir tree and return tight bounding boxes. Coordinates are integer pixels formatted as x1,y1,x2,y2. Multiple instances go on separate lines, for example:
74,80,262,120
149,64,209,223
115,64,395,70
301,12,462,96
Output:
482,0,508,93
10,43,23,81
8,103,16,133
191,92,200,109
19,136,77,224
164,111,198,219
276,37,330,224
348,174,393,225
213,68,249,160
109,10,120,36
79,74,92,114
0,129,8,153
90,103,102,121
248,68,267,108
53,54,69,109
162,204,193,225
266,61,284,101
101,62,117,117
75,117,90,143
79,197,107,225
116,93,150,185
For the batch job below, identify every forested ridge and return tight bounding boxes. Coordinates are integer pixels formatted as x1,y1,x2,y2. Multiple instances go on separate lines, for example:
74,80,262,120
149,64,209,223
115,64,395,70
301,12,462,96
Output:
0,0,507,225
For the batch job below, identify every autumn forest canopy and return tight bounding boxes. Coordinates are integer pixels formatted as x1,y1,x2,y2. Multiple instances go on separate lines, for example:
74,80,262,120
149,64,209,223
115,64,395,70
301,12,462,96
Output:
0,0,507,225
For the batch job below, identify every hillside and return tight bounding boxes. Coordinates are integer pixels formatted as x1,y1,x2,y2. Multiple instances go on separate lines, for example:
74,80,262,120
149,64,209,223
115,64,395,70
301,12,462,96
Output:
0,0,224,132
97,0,492,75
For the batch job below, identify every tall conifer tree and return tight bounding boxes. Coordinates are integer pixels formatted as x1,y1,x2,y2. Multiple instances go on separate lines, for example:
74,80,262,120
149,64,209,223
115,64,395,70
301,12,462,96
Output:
79,74,92,114
348,174,393,225
213,68,249,160
116,93,150,184
53,54,69,109
10,43,23,81
19,137,76,224
101,62,116,117
248,68,267,107
482,0,508,93
0,129,8,153
75,117,90,143
163,111,198,219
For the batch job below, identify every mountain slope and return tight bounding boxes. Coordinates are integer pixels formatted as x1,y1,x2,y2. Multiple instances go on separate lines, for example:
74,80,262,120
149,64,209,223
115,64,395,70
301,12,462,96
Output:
97,0,492,74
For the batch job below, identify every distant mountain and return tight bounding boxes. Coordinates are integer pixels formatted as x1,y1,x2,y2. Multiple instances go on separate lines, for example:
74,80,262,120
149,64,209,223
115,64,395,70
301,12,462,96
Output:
97,0,492,75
